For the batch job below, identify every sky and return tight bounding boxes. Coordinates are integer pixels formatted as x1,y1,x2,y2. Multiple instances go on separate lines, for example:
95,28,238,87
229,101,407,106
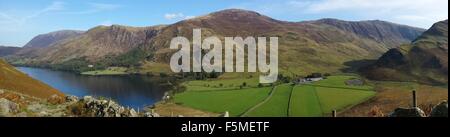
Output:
0,0,448,47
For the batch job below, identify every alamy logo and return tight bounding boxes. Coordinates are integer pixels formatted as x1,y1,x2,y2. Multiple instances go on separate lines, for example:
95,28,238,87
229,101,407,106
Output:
170,29,278,83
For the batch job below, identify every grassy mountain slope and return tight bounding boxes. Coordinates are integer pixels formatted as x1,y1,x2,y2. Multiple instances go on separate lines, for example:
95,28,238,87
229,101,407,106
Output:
362,20,448,85
311,19,425,48
142,9,425,76
0,59,63,98
23,30,84,48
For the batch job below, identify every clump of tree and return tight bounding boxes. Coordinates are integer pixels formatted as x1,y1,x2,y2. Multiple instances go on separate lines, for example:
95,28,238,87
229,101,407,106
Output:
306,73,323,78
178,70,223,80
278,74,292,83
101,48,148,68
52,57,98,73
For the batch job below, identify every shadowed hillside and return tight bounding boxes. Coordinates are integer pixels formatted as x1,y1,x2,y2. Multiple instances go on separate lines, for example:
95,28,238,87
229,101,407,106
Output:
362,20,448,85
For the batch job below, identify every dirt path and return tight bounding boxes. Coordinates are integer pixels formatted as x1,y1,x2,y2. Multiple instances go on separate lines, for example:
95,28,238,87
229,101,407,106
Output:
286,85,294,117
240,86,277,117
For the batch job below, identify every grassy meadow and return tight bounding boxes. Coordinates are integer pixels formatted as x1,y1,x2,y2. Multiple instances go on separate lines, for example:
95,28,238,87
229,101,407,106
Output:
244,84,293,117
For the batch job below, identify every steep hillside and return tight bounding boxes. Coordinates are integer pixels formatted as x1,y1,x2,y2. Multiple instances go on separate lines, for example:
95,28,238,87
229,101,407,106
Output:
23,30,84,48
0,59,63,98
32,25,164,64
362,20,448,84
311,19,425,48
11,30,84,59
142,9,425,75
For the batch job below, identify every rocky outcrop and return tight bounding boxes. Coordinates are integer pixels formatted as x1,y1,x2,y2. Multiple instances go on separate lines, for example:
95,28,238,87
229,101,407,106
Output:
74,96,138,117
65,95,79,103
389,107,426,117
0,98,19,116
1,90,144,117
143,109,160,117
47,94,65,104
431,101,448,117
388,100,448,117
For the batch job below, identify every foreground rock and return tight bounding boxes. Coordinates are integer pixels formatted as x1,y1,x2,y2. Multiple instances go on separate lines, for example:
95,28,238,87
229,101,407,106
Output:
389,107,426,117
0,98,19,116
0,90,149,117
431,101,448,117
71,96,138,117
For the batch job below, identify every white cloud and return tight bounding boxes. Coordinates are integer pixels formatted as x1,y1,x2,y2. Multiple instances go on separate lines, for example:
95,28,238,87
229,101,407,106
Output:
164,13,184,20
164,13,196,20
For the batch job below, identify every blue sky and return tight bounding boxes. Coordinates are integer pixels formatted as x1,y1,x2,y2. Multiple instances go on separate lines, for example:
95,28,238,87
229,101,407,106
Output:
0,0,448,47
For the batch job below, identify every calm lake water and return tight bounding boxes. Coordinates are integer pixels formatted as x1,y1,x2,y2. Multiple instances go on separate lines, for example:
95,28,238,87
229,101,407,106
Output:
17,67,170,109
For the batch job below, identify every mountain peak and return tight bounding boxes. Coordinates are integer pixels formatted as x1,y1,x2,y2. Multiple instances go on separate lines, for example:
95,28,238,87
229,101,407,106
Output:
184,8,275,23
211,9,263,16
24,30,84,48
414,19,448,43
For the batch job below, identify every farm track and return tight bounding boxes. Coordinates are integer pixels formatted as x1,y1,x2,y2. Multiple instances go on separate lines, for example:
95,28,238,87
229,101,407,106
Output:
311,86,325,116
240,86,277,117
286,85,294,117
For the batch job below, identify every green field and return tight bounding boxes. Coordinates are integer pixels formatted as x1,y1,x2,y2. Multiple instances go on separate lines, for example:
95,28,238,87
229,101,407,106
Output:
245,84,293,117
174,75,376,117
185,77,260,91
289,76,376,117
315,87,375,113
289,85,323,117
174,87,271,116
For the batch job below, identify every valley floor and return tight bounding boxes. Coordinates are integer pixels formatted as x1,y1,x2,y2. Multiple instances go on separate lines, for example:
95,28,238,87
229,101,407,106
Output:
171,75,378,117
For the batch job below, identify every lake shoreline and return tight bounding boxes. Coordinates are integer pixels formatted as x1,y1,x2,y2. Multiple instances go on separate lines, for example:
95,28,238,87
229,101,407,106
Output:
15,67,173,110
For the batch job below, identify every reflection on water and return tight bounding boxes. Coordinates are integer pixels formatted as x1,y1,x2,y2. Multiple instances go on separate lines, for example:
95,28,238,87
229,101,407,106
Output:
17,67,170,109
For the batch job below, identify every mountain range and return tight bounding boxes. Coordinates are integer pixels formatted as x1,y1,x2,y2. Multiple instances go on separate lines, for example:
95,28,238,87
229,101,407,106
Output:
0,46,20,57
4,9,427,77
363,20,448,85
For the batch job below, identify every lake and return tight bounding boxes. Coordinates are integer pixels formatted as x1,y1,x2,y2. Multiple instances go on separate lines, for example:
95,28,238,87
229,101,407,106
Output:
17,67,171,109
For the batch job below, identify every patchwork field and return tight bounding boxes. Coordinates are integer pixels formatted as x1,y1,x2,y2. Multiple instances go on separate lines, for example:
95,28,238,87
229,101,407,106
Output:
289,85,323,117
174,87,272,117
174,75,376,117
289,76,376,117
244,84,293,117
